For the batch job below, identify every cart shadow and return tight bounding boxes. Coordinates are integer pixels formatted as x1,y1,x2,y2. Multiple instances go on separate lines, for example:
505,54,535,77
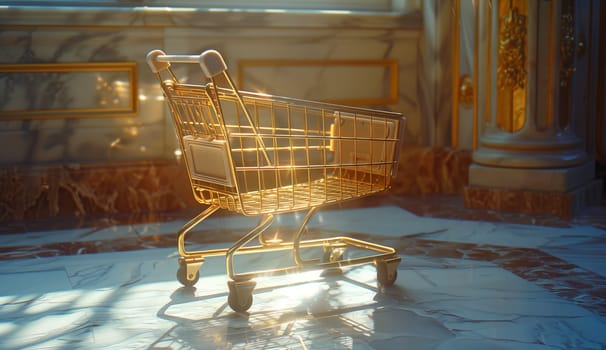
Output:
151,271,408,349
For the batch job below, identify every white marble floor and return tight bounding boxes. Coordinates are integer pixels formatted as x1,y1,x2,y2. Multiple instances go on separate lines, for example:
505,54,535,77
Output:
1,202,605,349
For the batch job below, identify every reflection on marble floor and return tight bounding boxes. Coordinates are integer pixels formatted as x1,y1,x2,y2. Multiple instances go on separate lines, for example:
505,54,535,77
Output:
1,195,605,349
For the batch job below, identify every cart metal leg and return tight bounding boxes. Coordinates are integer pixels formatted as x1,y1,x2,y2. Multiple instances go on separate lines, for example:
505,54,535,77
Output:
225,213,274,312
291,206,402,288
292,206,319,267
226,213,275,281
176,205,220,286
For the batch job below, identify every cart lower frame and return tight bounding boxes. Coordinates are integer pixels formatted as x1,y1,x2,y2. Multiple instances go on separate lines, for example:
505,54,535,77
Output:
176,204,401,312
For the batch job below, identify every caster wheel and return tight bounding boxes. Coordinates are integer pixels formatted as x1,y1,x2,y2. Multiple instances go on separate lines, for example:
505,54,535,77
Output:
177,262,200,287
322,246,346,263
320,246,345,277
377,267,397,288
228,291,253,313
376,257,401,288
227,280,256,313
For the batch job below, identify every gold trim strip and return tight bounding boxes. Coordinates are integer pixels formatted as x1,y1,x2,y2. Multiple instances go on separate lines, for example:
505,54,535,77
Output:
593,0,605,164
480,140,580,151
237,59,398,106
598,104,605,164
0,62,138,120
598,52,605,163
452,0,461,148
473,0,479,149
546,0,556,127
487,0,494,125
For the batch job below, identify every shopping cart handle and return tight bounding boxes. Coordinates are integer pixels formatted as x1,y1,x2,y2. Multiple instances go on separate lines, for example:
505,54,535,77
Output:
147,49,228,78
146,49,170,73
199,50,228,78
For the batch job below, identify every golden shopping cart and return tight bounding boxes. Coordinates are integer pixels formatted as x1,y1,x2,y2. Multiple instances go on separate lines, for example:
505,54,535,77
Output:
146,49,405,312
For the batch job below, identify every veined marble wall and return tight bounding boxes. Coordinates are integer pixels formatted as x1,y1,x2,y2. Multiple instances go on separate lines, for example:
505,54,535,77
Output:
0,5,439,167
417,0,456,147
0,28,168,165
0,4,467,222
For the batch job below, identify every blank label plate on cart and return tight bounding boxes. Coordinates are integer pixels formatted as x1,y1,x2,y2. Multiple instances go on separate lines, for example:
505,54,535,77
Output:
183,136,234,187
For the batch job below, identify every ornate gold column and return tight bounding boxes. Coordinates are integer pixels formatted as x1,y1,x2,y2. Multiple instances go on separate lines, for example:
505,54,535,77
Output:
464,0,602,218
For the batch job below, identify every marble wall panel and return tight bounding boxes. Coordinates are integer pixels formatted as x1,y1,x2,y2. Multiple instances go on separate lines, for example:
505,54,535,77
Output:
0,7,434,168
417,0,455,147
239,61,396,105
0,27,173,165
453,0,476,150
0,104,174,165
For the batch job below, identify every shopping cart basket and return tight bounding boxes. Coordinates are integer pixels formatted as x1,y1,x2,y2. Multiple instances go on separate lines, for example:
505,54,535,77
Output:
147,49,405,312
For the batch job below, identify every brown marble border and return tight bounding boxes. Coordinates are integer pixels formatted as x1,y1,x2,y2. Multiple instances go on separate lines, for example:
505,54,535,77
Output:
0,146,474,225
0,161,197,223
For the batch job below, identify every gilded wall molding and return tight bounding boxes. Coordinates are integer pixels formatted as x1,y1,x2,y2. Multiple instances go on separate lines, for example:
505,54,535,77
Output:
559,0,576,86
497,5,527,90
0,62,138,121
451,0,461,148
237,59,398,106
558,0,576,130
496,1,528,133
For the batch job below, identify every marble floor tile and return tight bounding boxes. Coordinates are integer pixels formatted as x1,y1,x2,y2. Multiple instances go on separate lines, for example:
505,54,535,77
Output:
1,195,605,349
1,249,605,349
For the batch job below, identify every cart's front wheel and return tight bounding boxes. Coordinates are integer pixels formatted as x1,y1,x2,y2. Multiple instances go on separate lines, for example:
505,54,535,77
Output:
320,246,346,277
177,262,200,287
376,257,401,288
227,280,256,313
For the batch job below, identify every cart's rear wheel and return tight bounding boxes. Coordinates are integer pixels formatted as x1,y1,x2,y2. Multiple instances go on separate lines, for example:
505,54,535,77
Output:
227,280,256,313
376,257,401,288
377,267,397,287
177,262,199,287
